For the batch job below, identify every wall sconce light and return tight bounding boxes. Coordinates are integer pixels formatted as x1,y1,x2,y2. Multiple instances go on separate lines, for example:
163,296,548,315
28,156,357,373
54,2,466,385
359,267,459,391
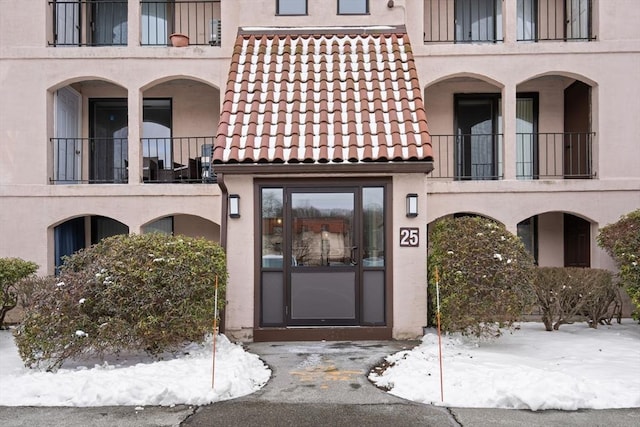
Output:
406,193,418,218
229,194,240,218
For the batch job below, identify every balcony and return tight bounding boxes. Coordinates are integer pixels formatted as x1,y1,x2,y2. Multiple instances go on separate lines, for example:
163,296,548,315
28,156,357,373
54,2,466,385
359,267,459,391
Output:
423,0,593,43
141,1,222,46
517,0,593,42
141,136,216,183
428,132,594,180
430,134,504,180
423,0,504,43
49,1,222,47
516,132,594,179
50,136,217,184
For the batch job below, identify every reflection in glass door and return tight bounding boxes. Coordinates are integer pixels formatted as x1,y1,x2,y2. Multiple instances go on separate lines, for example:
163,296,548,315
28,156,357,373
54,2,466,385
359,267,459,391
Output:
289,191,357,324
259,183,387,328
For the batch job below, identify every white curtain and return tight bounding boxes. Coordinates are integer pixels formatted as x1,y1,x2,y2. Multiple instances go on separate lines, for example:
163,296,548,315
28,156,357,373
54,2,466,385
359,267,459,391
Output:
567,0,589,39
516,98,535,179
517,0,536,41
142,0,169,45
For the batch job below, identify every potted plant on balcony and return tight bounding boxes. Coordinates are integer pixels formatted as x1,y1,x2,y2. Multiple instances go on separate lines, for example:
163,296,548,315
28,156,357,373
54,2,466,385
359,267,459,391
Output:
169,33,189,47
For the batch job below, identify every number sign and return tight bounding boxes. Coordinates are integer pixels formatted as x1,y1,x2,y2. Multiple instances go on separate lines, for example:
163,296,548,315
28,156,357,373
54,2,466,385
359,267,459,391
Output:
399,227,419,247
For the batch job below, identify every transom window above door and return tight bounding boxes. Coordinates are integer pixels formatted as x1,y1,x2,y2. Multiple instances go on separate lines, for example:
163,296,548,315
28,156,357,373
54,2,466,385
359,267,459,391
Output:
338,0,369,14
277,0,307,15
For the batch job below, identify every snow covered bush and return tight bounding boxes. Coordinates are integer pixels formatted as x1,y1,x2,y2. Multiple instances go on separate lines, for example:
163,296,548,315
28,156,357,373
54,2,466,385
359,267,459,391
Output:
427,216,536,337
597,209,640,319
533,267,619,331
14,233,227,371
0,258,38,328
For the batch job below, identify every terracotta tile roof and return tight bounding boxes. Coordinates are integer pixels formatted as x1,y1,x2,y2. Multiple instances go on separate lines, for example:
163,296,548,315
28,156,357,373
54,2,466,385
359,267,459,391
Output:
214,26,432,166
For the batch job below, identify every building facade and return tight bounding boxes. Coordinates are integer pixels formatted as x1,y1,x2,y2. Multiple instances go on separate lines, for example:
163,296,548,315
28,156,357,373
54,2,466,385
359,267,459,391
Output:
1,0,638,340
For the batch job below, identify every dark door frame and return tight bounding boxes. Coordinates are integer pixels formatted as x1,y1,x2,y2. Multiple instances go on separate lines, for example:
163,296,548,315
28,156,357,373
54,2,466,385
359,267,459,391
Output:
564,213,591,267
253,178,393,341
454,93,500,180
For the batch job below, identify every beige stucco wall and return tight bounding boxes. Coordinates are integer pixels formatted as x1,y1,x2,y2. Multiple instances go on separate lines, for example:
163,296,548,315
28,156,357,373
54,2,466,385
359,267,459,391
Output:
221,174,256,341
392,173,429,338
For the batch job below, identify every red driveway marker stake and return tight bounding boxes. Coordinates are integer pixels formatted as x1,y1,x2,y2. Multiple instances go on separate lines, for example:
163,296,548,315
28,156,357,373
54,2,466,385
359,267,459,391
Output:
436,266,444,402
212,275,219,390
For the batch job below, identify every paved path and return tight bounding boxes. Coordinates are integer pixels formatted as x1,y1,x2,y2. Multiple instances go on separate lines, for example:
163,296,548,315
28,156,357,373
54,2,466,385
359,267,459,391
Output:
1,340,639,426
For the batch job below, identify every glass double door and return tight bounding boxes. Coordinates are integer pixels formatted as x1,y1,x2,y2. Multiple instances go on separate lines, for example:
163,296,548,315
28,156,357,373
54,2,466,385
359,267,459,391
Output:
289,190,358,325
260,184,386,327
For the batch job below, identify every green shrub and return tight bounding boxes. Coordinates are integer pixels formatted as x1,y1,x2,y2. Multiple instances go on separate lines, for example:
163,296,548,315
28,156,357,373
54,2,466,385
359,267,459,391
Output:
597,209,640,319
428,216,536,337
14,233,227,371
533,267,619,331
0,258,38,328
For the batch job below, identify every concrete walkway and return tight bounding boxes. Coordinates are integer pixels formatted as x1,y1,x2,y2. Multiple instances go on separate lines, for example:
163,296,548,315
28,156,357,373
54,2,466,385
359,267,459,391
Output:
184,340,640,427
1,340,639,426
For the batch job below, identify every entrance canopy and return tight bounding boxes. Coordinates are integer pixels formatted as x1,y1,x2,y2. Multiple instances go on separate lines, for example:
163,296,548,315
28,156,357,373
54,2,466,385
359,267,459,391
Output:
213,26,433,172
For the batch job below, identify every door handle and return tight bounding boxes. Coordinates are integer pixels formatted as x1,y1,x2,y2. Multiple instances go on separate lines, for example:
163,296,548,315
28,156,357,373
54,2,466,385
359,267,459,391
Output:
350,246,358,265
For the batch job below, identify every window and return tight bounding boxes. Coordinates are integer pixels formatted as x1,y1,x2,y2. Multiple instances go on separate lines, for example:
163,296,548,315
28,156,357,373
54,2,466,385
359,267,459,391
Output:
455,0,502,42
143,217,174,235
277,0,307,15
338,0,368,14
517,0,536,41
517,0,592,42
142,99,172,181
515,94,539,179
517,217,538,264
89,98,172,183
89,99,129,183
454,94,501,180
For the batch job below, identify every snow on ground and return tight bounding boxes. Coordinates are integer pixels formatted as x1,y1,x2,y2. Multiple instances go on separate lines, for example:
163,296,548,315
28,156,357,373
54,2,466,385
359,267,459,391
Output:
1,321,639,409
369,320,640,411
0,331,270,407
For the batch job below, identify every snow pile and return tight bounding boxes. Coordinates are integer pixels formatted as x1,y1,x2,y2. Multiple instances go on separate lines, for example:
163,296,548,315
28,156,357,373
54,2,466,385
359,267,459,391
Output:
370,320,640,411
0,332,270,407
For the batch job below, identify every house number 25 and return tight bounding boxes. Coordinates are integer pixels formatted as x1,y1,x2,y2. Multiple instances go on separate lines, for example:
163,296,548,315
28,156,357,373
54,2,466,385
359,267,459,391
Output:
399,227,419,247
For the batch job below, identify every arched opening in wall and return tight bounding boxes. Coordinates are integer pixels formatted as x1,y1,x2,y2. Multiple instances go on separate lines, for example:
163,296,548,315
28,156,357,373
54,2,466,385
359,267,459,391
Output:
53,215,129,273
141,78,220,184
50,79,128,184
521,211,593,268
427,212,504,243
424,76,503,181
516,74,595,180
142,215,220,243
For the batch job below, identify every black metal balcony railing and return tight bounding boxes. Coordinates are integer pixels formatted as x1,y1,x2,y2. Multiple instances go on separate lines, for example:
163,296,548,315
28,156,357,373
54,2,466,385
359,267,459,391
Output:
49,1,128,46
423,0,593,44
517,0,593,42
141,136,216,183
50,136,216,184
516,132,594,179
423,0,503,43
141,1,221,46
49,1,221,47
51,137,128,183
430,134,504,180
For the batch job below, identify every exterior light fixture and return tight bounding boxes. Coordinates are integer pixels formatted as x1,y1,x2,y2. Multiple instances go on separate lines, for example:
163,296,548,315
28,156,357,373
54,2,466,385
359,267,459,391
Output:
229,194,240,218
406,193,418,218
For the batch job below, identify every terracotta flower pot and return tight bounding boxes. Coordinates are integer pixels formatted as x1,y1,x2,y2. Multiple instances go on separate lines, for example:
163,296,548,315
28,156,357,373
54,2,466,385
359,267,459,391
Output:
169,33,189,47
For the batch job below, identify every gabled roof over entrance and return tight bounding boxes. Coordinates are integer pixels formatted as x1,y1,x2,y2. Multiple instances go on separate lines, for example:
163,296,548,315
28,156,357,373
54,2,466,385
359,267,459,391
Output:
213,26,432,172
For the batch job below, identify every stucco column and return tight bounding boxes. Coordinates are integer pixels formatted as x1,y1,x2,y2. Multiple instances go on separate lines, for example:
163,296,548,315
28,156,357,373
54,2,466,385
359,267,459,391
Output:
502,0,517,44
502,84,517,180
128,88,142,185
128,0,140,47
